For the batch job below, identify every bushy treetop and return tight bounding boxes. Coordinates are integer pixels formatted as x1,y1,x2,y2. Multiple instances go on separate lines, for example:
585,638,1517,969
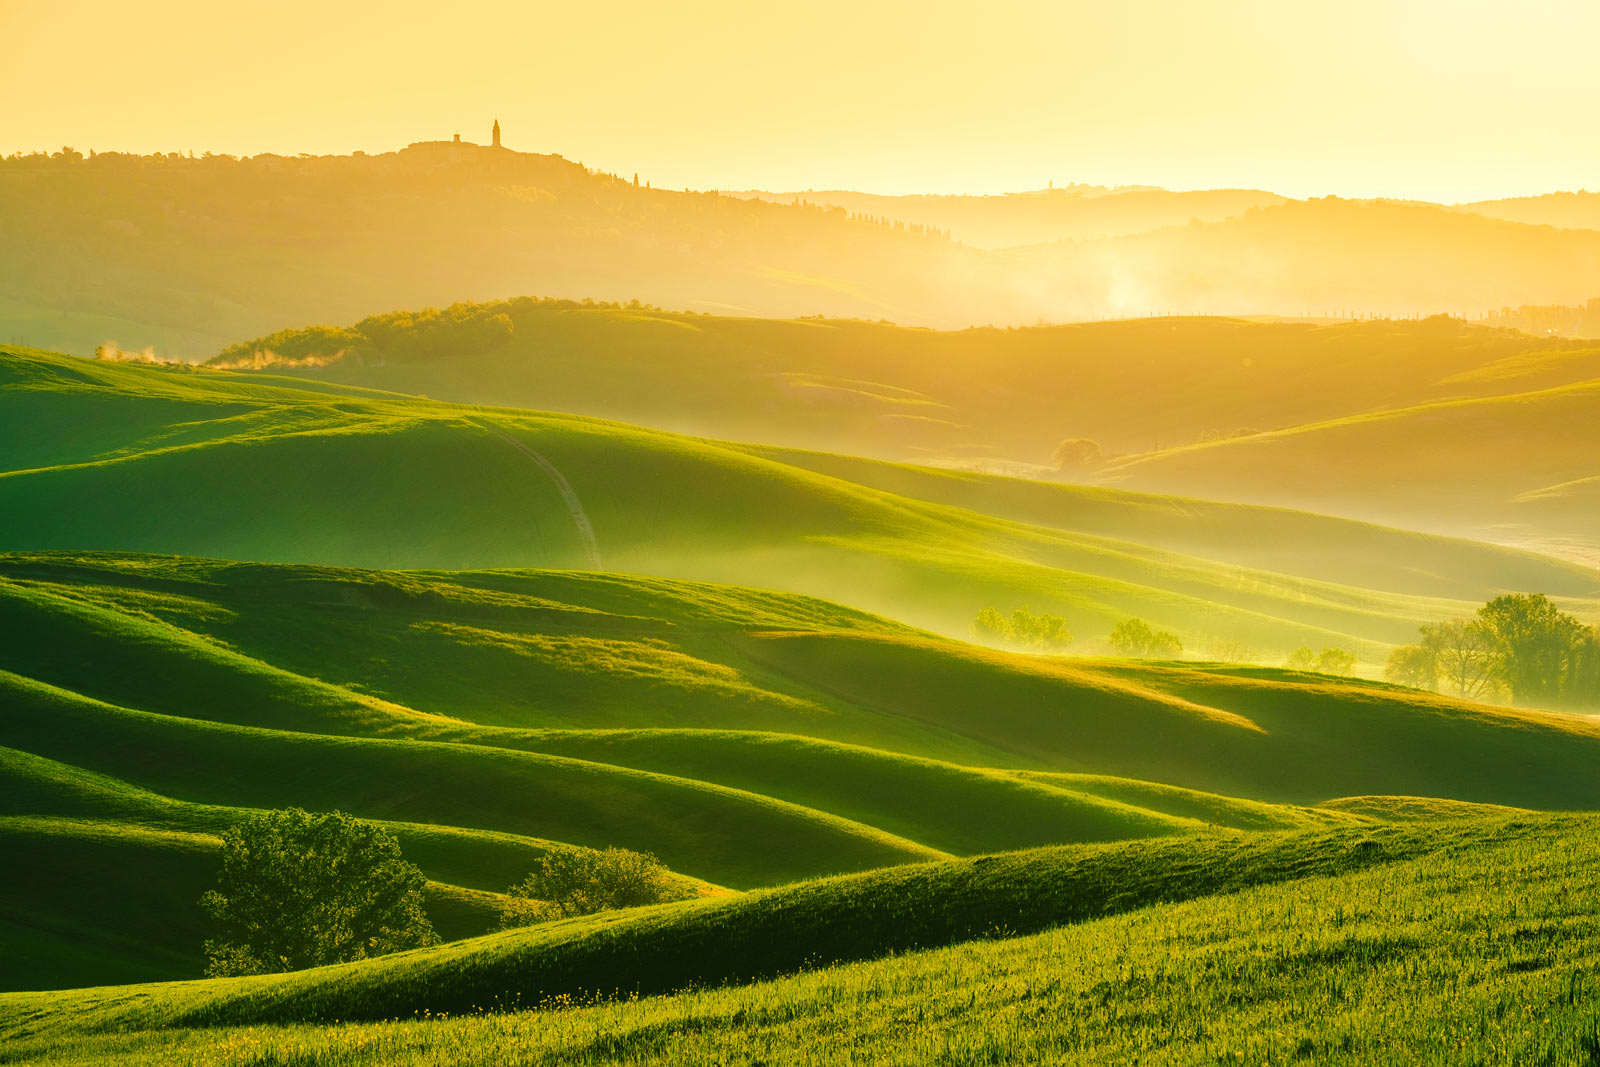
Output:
200,808,436,977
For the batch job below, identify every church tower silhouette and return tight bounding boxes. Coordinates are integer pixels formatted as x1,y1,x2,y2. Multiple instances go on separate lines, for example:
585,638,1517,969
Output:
492,119,501,149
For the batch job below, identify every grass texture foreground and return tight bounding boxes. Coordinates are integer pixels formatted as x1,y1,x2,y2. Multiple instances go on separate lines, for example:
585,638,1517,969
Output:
3,814,1598,1065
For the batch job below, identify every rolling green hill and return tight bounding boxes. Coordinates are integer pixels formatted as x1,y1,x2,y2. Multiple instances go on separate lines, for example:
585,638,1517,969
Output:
201,303,1600,467
9,340,1600,1006
6,344,1597,667
6,551,1600,995
5,814,1597,1066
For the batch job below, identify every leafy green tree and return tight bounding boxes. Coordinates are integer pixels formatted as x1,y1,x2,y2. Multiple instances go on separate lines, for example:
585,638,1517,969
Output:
1420,618,1500,700
1566,626,1600,707
1387,602,1595,706
1109,618,1154,656
1384,642,1437,691
1287,645,1355,676
1146,630,1183,658
1477,593,1583,705
1286,646,1318,671
502,845,680,925
199,809,436,977
1010,606,1073,651
971,606,1072,651
1109,618,1183,658
1315,647,1357,676
972,606,1012,644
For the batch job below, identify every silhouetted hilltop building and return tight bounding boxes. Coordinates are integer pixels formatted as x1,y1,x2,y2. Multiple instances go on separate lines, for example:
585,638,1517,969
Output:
407,121,505,152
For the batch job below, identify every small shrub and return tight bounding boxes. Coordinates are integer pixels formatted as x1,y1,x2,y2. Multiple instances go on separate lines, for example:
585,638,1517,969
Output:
501,846,680,927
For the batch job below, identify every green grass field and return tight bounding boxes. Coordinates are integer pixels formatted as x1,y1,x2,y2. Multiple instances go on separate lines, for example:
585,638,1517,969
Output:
5,814,1598,1065
6,549,1600,996
194,303,1600,562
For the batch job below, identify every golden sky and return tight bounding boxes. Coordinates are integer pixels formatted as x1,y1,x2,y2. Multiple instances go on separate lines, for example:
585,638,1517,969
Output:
6,0,1598,201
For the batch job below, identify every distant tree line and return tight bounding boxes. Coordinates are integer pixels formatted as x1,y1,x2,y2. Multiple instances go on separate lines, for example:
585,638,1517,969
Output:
1286,646,1357,676
1385,593,1600,708
845,211,952,241
209,296,669,369
972,606,1074,652
1108,618,1182,658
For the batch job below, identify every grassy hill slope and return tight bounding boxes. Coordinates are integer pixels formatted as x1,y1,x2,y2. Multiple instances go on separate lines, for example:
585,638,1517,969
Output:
736,444,1600,602
9,552,1600,994
0,817,1539,1030
7,345,1596,665
6,814,1596,1067
8,553,1600,813
200,303,1600,466
1100,376,1600,558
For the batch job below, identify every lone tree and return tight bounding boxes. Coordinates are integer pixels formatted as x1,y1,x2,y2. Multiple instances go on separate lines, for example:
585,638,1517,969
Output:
200,809,436,977
501,845,680,927
1052,437,1104,474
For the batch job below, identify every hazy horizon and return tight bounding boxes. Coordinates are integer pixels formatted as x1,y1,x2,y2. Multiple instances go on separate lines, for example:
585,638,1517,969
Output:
9,0,1600,204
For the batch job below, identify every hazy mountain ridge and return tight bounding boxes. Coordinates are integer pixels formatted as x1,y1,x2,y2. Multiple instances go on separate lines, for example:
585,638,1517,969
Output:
6,148,1600,358
731,186,1289,247
198,304,1600,465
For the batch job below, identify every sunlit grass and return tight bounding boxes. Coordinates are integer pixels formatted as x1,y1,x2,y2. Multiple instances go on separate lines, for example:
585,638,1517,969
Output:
7,815,1599,1065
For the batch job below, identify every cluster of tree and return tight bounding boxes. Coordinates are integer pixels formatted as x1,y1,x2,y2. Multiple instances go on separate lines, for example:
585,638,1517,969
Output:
1385,593,1600,708
1107,618,1183,658
497,845,682,928
209,296,673,369
1286,646,1358,676
844,210,952,241
206,324,366,369
200,809,685,976
972,606,1073,651
1482,297,1600,340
